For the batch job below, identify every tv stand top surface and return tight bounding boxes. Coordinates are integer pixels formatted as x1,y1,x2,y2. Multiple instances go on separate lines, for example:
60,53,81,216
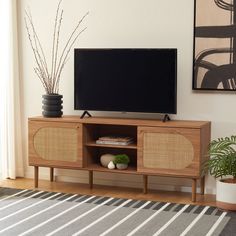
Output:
29,115,210,129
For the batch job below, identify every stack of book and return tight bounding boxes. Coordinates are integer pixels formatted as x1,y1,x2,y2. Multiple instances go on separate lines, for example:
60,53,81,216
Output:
96,136,134,146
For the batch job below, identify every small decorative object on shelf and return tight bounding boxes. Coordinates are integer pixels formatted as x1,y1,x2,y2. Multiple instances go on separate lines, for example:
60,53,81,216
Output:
96,136,133,146
25,0,88,117
100,154,115,168
114,154,130,170
108,161,115,169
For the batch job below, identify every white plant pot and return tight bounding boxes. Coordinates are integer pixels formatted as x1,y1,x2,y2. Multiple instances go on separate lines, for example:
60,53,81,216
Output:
216,179,236,211
116,163,128,170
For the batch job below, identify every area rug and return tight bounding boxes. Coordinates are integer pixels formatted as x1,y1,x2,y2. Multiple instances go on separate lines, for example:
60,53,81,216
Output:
0,188,235,236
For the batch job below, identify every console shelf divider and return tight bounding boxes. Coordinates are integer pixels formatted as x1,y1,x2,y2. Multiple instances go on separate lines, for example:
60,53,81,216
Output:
85,141,137,149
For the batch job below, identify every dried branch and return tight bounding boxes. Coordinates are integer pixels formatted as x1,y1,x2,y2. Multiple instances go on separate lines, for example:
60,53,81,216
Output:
24,18,49,91
52,9,63,93
56,27,87,86
25,0,88,94
51,0,63,91
54,11,89,81
25,9,50,80
25,14,51,93
34,68,48,93
55,57,69,93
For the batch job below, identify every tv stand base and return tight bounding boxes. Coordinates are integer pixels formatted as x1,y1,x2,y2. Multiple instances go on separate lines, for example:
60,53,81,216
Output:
33,166,205,203
80,111,92,119
162,114,171,122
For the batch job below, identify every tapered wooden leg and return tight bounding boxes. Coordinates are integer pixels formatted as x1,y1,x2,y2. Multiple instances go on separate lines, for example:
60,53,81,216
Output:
200,176,205,195
34,166,38,188
143,175,148,194
192,178,197,202
89,171,93,189
50,168,54,182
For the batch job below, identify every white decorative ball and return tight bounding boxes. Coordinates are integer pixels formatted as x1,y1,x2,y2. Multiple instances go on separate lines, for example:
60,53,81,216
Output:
108,161,115,169
100,154,115,167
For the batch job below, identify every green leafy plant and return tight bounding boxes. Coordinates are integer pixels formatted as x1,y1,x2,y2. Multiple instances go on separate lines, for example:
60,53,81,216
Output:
114,154,130,165
205,135,236,179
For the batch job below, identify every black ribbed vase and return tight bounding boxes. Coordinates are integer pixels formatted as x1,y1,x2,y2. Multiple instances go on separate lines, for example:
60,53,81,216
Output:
42,94,63,117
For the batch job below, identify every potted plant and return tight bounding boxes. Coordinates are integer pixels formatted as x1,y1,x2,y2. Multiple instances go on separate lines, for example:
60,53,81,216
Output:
205,135,236,211
25,0,88,117
114,154,130,170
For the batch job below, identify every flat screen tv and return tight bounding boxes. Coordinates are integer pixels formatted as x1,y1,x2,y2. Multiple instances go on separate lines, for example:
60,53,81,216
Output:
74,48,177,114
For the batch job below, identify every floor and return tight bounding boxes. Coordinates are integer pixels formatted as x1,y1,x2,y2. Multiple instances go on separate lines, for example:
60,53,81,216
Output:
0,178,216,206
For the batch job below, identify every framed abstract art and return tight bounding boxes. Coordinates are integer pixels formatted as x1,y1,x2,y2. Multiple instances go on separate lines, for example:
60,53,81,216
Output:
193,0,236,90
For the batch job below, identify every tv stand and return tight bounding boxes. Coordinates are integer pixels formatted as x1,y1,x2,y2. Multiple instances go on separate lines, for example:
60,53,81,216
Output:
162,114,171,122
28,116,211,202
80,111,92,119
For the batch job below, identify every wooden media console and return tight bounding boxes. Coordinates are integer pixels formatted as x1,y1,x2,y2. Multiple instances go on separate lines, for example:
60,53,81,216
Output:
28,116,211,202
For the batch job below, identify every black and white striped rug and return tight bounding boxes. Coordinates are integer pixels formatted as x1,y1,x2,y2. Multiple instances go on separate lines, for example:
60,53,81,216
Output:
0,187,235,236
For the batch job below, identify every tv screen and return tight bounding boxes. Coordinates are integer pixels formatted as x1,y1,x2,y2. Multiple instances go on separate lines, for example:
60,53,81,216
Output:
74,48,177,114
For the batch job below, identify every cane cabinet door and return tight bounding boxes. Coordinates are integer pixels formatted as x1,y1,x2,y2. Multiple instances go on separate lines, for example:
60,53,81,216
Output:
29,120,83,168
137,126,201,177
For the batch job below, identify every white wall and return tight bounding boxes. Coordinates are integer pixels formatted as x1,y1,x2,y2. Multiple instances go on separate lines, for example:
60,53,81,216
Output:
17,0,236,194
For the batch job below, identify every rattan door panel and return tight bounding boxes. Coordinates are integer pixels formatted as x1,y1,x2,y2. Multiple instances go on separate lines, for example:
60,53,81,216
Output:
34,127,78,162
138,127,201,177
29,121,83,168
143,132,194,169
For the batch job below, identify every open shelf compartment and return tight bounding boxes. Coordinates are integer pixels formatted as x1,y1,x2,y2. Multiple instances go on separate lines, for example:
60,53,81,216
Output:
83,124,137,146
84,146,137,173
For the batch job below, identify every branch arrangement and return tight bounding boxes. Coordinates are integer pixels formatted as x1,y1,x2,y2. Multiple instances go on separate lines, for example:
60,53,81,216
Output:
25,0,88,94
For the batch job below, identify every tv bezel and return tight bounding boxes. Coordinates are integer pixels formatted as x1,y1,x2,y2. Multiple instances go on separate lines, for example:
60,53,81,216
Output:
74,48,177,114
